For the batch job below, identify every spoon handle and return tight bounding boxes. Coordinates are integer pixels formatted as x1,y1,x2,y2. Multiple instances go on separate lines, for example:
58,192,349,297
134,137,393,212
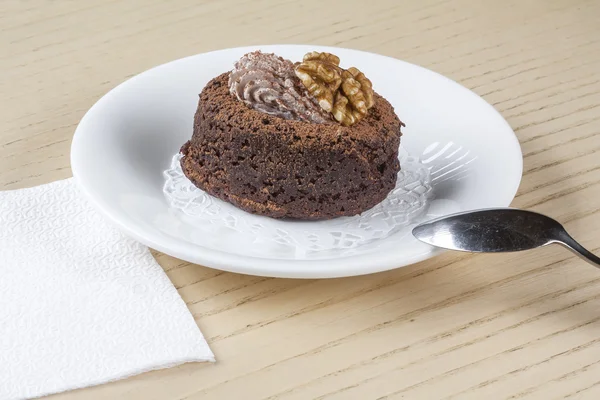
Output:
555,230,600,268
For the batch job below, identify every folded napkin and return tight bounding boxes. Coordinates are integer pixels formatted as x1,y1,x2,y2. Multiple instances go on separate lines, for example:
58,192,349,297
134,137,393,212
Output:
0,178,213,400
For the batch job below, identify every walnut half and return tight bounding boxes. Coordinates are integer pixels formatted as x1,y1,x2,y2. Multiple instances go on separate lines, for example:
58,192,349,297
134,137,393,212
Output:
294,52,375,126
294,52,342,113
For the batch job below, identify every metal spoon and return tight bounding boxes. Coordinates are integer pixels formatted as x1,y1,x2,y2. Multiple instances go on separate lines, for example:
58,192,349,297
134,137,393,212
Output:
412,208,600,268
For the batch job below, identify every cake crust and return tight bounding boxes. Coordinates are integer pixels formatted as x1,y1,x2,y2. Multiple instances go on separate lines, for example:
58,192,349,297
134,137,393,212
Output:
180,72,403,220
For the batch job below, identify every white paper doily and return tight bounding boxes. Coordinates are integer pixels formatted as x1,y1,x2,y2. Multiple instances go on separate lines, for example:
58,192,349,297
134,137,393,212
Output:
163,148,433,256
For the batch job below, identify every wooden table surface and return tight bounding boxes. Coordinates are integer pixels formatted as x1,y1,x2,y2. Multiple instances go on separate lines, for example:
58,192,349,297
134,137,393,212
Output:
2,0,600,399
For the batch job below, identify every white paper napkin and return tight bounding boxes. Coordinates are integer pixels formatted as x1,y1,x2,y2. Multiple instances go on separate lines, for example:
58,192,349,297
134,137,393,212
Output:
0,178,214,400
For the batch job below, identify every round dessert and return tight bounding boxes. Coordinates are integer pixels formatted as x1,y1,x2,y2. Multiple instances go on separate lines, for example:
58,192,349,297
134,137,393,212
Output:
180,51,403,220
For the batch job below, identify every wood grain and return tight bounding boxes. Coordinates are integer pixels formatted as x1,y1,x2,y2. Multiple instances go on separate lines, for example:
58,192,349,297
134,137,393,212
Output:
1,0,599,398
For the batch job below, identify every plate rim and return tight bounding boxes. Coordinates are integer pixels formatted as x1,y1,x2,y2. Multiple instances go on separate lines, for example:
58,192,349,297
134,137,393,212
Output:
71,44,523,278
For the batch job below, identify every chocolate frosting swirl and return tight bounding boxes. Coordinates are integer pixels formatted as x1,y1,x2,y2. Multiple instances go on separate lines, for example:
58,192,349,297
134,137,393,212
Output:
228,51,332,124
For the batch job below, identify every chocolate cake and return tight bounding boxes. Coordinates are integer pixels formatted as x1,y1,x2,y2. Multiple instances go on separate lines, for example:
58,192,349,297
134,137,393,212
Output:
180,51,403,220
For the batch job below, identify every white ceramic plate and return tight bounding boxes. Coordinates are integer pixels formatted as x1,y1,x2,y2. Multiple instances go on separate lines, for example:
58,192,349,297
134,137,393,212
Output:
71,45,522,278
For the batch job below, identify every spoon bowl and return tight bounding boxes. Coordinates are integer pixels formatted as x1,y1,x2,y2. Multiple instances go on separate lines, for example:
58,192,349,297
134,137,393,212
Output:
412,208,600,267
